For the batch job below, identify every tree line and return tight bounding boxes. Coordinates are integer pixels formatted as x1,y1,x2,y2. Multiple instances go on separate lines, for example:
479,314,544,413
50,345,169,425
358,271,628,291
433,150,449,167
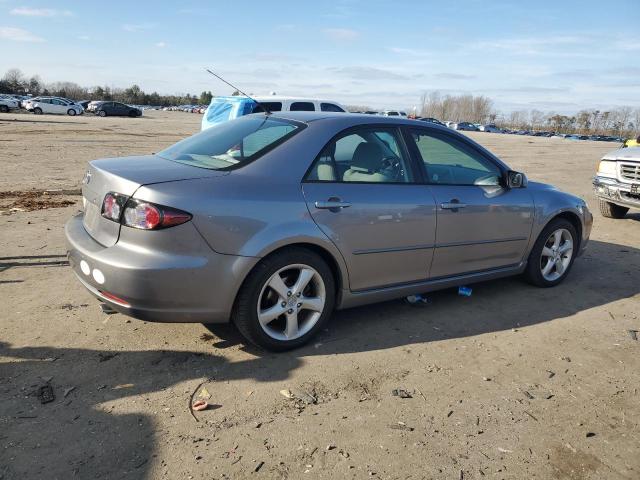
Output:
419,91,640,137
3,68,638,136
0,68,213,106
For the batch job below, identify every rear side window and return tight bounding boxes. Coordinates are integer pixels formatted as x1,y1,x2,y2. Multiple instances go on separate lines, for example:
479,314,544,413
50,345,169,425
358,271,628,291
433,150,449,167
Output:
158,116,303,171
320,103,345,112
306,127,414,183
290,102,315,111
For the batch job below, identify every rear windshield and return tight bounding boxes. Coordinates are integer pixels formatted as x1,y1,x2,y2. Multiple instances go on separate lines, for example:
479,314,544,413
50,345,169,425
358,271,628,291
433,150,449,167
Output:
157,116,303,170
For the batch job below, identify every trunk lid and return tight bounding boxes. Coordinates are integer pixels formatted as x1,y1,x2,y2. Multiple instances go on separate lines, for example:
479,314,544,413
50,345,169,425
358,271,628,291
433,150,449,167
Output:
82,155,226,246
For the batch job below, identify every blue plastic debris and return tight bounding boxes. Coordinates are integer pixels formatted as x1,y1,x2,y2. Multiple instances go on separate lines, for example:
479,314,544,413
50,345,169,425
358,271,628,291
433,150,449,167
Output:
458,286,473,297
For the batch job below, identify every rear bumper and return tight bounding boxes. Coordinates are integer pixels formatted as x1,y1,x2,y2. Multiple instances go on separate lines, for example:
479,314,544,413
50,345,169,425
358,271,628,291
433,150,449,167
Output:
593,176,640,210
65,213,259,323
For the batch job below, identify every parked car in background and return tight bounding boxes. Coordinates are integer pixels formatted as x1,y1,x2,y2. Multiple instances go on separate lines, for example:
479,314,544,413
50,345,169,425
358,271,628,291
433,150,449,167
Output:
201,96,346,130
95,102,142,117
66,112,591,350
86,101,104,112
593,147,640,219
479,124,501,133
26,96,84,116
417,117,446,126
453,122,480,131
0,94,20,112
380,110,407,117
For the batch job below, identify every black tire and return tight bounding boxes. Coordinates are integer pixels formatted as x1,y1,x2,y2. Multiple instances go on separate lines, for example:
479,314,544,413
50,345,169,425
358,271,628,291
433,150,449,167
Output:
128,110,137,117
33,107,42,115
524,218,577,287
67,109,76,116
232,247,336,351
0,105,8,113
599,199,628,219
98,110,107,117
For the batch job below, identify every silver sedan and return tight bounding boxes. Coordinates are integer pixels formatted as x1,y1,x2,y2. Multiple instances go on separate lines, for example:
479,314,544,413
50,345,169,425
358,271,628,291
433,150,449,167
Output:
65,112,592,350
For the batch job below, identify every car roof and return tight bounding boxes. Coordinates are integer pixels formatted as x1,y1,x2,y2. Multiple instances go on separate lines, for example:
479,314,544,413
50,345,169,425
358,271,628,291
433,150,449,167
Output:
255,111,453,132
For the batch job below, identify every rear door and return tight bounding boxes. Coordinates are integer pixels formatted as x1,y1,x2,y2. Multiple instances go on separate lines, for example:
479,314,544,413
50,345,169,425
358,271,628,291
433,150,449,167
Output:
404,127,534,278
38,99,53,113
302,125,437,291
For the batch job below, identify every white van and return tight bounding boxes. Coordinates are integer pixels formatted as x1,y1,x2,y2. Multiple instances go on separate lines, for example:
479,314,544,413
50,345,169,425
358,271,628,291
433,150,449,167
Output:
201,96,347,130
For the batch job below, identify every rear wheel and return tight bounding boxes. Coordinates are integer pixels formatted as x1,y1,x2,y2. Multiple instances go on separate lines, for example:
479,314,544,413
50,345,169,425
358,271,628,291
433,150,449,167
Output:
33,107,42,115
67,108,76,116
232,248,335,351
98,110,106,117
0,105,8,113
599,199,628,219
524,218,577,287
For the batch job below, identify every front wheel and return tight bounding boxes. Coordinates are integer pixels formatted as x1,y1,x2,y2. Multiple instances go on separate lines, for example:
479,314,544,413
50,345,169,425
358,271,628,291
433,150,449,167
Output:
33,107,42,115
0,105,8,113
524,218,577,287
98,110,106,117
232,248,335,351
67,109,77,116
599,199,628,219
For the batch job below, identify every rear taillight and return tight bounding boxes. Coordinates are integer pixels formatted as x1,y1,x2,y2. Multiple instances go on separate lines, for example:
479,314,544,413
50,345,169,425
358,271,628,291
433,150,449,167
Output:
101,192,191,230
101,192,128,221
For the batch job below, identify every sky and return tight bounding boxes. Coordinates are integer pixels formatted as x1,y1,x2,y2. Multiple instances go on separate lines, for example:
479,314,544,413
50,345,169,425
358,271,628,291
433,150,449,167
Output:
1,0,639,113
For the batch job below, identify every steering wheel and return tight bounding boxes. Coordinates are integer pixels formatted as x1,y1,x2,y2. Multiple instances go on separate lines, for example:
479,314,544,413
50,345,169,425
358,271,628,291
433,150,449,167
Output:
380,156,404,181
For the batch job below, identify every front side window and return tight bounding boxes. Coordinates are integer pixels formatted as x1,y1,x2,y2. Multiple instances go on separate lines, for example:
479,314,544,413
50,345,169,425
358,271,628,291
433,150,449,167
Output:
158,116,302,170
306,127,414,183
320,103,345,112
290,102,315,112
409,129,502,186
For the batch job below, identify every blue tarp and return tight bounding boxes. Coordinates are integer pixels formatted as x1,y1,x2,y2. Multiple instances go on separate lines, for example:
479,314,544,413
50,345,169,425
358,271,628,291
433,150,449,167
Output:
201,96,256,130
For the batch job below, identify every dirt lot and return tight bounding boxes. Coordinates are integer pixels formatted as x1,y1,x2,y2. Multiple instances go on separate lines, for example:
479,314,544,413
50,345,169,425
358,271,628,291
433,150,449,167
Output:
1,111,639,480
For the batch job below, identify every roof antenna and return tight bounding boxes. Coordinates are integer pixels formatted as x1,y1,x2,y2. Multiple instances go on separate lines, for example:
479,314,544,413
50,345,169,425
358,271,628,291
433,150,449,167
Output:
205,68,271,115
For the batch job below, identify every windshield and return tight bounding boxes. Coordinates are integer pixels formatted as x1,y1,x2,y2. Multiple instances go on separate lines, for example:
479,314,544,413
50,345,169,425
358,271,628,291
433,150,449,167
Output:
158,115,303,170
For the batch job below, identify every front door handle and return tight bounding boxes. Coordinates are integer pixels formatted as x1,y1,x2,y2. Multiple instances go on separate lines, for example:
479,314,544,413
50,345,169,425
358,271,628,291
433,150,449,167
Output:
441,199,467,210
315,198,352,211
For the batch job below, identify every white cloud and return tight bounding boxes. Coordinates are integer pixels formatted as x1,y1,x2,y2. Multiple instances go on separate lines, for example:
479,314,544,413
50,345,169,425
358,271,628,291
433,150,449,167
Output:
122,23,154,32
155,41,166,48
10,7,72,17
322,28,358,41
0,26,44,42
387,47,431,57
78,35,90,41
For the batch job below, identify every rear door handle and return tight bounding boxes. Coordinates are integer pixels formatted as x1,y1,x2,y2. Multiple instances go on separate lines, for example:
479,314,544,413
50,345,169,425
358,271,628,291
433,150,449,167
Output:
315,198,351,210
440,200,467,210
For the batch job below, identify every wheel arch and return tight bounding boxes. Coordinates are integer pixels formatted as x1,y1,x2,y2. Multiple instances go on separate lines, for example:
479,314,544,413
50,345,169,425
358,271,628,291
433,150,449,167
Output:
543,210,583,251
232,241,348,317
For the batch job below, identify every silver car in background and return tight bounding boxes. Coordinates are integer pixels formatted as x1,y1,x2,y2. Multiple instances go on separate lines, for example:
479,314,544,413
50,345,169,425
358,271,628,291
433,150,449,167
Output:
65,112,592,350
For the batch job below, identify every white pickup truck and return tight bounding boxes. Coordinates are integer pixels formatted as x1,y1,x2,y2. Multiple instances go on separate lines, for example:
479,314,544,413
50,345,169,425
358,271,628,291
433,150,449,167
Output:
593,147,640,218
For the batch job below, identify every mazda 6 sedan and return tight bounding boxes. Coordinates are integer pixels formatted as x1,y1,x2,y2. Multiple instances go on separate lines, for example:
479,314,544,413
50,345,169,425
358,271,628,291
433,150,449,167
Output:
65,112,592,350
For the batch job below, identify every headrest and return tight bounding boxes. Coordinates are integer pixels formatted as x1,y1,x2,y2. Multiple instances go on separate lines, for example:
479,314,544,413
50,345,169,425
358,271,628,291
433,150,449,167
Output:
351,142,383,172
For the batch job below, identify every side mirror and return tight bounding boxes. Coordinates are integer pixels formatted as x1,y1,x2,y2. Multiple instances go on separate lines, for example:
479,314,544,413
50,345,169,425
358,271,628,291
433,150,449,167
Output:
506,171,527,188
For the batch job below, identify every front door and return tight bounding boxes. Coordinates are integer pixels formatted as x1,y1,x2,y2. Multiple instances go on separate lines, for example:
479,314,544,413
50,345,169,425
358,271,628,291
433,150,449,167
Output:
303,126,437,291
405,127,534,278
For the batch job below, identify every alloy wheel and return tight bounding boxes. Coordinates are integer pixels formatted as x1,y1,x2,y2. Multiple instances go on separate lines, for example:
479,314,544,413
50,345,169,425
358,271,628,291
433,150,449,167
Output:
257,264,326,341
540,228,573,281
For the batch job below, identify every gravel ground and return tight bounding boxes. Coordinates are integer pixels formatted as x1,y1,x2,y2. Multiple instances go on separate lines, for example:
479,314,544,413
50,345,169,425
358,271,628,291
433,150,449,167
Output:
1,111,639,479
